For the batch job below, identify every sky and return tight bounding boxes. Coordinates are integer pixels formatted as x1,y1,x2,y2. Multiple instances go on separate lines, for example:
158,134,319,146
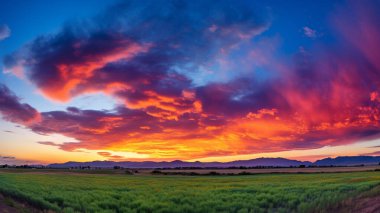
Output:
1,0,380,165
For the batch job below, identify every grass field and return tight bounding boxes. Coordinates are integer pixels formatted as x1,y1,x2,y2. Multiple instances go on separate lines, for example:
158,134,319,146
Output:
0,170,380,213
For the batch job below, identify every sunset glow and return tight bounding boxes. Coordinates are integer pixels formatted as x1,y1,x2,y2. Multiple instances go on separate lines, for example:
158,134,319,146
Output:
1,0,380,164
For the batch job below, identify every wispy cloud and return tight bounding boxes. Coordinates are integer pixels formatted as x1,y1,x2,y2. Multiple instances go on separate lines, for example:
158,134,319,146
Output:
303,26,317,38
0,24,11,41
97,152,125,160
0,156,15,159
37,141,60,146
0,155,39,165
361,151,380,156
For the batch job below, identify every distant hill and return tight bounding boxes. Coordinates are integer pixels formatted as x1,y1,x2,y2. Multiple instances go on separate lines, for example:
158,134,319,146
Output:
48,157,311,169
314,156,380,166
47,156,380,169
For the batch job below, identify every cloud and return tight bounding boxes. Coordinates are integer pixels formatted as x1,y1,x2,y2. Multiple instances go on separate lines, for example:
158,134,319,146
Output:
303,26,317,38
291,155,332,162
0,25,10,41
362,150,380,156
0,155,40,165
2,1,380,160
3,0,269,104
37,141,60,146
97,151,125,160
0,156,15,159
0,84,40,125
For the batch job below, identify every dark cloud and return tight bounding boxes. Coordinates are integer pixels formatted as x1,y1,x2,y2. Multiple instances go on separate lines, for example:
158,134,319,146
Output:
0,84,40,124
3,0,269,105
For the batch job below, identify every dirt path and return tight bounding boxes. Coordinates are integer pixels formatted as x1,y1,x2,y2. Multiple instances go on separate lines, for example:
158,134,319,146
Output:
0,194,44,213
0,194,21,213
345,195,380,213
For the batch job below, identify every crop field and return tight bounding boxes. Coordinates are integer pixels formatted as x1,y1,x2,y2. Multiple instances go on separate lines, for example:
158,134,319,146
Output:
148,166,380,175
0,170,380,213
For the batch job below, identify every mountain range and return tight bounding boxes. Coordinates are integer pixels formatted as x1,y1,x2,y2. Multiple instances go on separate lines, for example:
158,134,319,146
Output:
48,156,380,168
314,156,380,166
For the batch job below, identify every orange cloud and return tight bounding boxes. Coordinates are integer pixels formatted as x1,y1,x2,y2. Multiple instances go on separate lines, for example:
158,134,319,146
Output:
40,41,150,102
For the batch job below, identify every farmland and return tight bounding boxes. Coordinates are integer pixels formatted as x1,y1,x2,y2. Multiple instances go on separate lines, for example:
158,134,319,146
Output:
1,169,380,212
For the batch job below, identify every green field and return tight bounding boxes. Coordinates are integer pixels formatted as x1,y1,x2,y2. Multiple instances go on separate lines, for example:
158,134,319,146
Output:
0,171,380,213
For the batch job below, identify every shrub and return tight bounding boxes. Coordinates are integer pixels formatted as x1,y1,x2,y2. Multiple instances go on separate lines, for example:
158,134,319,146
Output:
237,171,252,175
151,170,162,174
207,171,221,175
125,170,134,175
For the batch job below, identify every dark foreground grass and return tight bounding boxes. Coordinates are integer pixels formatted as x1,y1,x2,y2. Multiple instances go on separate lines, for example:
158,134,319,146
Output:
0,171,380,213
